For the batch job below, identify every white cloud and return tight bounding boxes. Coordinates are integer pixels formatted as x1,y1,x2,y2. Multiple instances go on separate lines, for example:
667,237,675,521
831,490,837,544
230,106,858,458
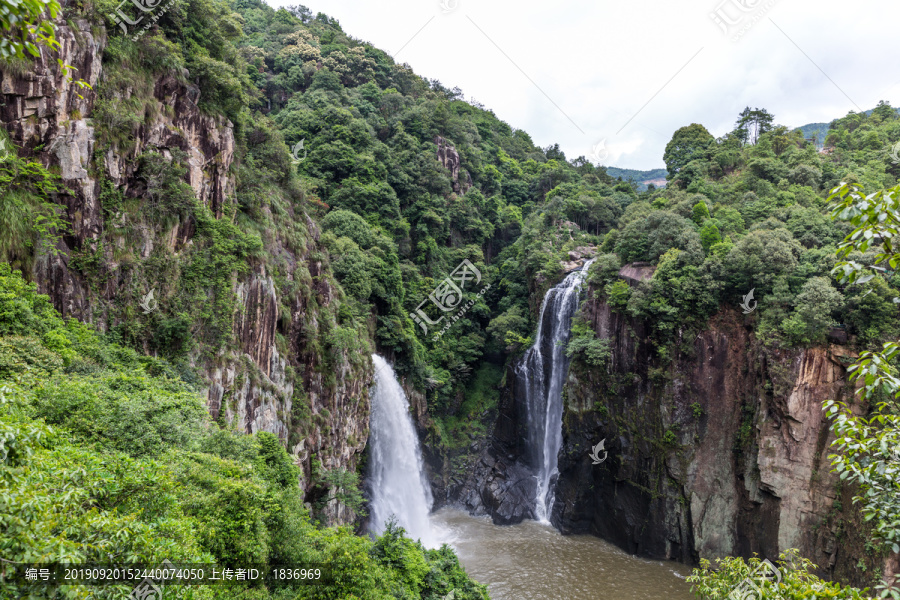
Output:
265,0,900,169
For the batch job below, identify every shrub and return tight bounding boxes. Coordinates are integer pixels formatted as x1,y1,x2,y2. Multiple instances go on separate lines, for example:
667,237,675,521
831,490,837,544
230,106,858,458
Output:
566,319,612,367
687,550,870,599
605,279,632,310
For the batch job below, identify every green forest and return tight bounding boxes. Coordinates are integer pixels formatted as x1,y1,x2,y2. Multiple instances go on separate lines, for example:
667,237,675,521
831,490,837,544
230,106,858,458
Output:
2,0,900,598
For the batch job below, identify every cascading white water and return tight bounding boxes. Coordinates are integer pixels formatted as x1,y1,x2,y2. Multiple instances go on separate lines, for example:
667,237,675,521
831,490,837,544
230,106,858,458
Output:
517,260,595,523
367,354,437,547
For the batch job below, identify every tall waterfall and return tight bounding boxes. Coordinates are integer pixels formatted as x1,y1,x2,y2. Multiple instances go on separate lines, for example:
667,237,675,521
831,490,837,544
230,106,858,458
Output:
517,260,595,522
368,354,436,547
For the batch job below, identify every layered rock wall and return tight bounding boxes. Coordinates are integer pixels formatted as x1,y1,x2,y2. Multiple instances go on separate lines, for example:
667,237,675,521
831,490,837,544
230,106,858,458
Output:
1,18,370,524
554,294,877,584
432,282,882,587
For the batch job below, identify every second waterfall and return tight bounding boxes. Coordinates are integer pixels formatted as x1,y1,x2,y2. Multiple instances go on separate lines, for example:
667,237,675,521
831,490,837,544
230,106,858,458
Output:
367,354,437,547
517,260,595,523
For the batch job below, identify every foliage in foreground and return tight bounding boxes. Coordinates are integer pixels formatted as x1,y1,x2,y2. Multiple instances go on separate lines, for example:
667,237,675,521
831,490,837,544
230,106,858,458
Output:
0,264,488,600
686,182,900,599
0,0,60,59
687,551,872,599
824,182,900,599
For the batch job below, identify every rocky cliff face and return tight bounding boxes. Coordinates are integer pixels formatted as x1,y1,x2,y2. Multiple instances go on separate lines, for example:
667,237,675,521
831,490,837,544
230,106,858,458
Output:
428,361,541,525
556,292,879,584
1,18,370,524
434,280,883,586
434,135,471,195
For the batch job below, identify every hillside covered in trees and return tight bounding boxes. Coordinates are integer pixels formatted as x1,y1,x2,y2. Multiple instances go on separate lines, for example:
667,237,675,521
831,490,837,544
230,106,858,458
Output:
2,0,900,597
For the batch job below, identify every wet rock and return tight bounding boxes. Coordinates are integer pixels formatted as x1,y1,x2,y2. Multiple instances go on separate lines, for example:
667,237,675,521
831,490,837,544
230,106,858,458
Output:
481,462,536,524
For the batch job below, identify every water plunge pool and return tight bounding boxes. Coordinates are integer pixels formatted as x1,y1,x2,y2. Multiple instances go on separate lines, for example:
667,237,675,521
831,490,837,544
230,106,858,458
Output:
430,508,695,600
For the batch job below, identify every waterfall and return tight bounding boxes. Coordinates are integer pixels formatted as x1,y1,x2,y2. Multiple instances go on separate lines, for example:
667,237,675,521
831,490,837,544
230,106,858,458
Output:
517,260,595,523
367,354,436,547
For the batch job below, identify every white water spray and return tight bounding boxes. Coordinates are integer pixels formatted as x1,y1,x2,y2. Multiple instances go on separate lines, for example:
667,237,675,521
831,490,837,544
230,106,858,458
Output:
368,354,436,547
517,260,595,523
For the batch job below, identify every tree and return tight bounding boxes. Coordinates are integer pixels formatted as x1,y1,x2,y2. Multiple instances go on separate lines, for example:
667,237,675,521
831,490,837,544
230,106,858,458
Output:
871,100,897,123
286,4,313,22
781,276,843,345
831,183,900,287
320,467,367,516
604,279,631,310
734,107,775,145
767,125,802,155
321,209,377,248
699,221,722,253
826,182,900,598
713,206,745,236
843,277,900,345
663,124,715,179
723,228,804,295
486,306,528,351
566,316,611,366
688,550,870,599
587,253,621,287
544,143,566,162
0,0,60,58
691,199,710,225
614,211,702,263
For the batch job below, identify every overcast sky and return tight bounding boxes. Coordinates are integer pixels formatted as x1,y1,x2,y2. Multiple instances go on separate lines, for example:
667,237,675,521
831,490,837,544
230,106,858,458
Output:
265,0,900,170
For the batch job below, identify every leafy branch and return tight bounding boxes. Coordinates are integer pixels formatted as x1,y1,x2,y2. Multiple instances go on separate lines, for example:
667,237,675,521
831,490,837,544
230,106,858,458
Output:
827,182,900,599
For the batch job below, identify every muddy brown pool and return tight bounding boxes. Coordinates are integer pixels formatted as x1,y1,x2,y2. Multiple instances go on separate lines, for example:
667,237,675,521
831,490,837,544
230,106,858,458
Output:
431,508,696,600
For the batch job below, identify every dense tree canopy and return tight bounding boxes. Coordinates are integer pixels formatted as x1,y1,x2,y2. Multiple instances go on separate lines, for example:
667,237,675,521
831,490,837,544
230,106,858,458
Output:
663,123,715,178
3,0,900,596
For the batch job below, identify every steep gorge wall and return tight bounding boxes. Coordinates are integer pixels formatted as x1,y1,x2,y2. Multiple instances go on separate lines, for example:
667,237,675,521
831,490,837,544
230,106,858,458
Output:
554,290,879,585
0,18,370,523
432,279,885,586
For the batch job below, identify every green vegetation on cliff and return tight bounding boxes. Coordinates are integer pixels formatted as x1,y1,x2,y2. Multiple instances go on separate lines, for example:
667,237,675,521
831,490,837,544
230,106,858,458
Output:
3,0,900,595
231,0,900,433
571,105,900,359
18,0,899,456
0,265,488,599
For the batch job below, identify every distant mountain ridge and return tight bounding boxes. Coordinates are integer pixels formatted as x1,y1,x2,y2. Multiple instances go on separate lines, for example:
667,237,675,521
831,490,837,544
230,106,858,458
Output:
605,166,668,190
601,106,896,183
795,106,900,147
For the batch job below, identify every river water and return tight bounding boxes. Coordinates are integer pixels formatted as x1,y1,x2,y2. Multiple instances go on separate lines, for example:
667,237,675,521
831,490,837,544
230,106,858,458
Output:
431,508,695,600
367,353,694,599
